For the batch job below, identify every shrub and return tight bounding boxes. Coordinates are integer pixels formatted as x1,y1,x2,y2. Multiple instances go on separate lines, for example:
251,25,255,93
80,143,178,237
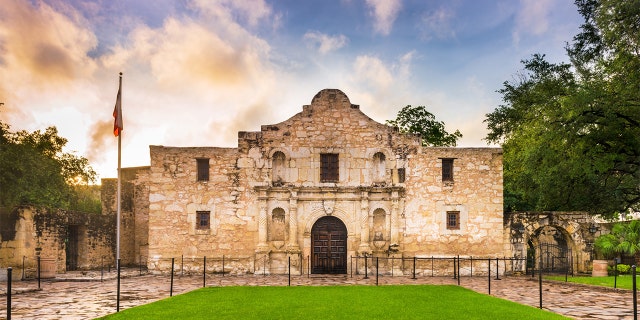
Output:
617,264,631,274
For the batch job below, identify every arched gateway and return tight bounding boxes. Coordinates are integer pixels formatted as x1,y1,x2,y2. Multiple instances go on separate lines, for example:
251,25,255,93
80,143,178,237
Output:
311,216,347,274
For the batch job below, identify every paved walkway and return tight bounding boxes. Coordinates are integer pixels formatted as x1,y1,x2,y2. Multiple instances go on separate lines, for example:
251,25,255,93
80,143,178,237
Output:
1,270,638,319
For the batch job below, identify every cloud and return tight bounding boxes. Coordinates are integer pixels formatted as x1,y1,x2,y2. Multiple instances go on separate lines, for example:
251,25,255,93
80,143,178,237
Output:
0,0,98,125
419,7,456,41
352,56,394,90
303,31,348,54
364,0,402,35
0,0,97,88
191,0,274,29
512,0,553,46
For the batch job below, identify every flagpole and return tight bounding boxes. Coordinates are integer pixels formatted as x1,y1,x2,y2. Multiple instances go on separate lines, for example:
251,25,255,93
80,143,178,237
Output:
116,72,122,266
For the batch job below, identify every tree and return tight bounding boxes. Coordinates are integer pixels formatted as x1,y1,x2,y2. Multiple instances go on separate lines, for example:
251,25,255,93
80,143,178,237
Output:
595,221,640,260
387,105,462,147
0,120,97,211
485,0,640,218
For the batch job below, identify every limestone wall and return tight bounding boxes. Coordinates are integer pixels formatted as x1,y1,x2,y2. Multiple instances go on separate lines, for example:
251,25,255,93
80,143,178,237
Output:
401,147,504,257
101,166,150,266
143,89,505,274
0,207,115,275
147,146,258,272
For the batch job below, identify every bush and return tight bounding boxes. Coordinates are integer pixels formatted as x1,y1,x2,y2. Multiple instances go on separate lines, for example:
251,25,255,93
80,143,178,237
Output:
607,264,632,275
617,264,631,274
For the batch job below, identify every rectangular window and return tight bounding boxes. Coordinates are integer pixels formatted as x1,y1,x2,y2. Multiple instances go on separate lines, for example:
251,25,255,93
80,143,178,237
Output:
447,211,460,230
196,211,210,229
197,158,209,181
320,153,339,182
397,168,406,183
442,158,454,181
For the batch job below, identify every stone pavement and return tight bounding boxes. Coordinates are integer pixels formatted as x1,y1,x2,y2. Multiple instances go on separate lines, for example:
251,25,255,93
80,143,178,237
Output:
1,270,638,319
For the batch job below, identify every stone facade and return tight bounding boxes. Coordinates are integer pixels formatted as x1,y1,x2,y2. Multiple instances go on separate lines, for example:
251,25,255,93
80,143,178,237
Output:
505,211,609,274
0,207,114,276
137,89,504,274
101,166,150,266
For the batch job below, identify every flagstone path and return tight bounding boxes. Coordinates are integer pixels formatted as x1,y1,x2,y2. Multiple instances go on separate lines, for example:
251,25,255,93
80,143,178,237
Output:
0,269,637,319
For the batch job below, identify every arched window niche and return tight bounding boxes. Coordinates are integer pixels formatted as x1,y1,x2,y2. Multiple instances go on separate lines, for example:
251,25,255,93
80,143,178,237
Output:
270,207,286,242
372,152,386,185
272,151,286,186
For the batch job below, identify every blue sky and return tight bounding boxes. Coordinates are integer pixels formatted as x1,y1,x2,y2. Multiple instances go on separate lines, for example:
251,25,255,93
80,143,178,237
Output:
0,0,583,181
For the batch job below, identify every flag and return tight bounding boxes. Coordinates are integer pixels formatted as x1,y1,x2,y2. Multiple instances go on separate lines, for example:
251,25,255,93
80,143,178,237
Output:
113,74,123,136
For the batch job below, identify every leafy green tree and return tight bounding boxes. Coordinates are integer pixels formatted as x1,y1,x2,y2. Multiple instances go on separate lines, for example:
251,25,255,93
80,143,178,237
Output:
595,221,640,261
387,105,462,147
485,0,640,218
0,120,97,211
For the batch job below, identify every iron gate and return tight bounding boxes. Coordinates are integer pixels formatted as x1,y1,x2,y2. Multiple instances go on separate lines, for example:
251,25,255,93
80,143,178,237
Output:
538,242,572,273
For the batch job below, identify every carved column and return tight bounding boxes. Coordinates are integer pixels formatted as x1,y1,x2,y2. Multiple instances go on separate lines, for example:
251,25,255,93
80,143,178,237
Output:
256,191,269,252
359,190,371,253
287,189,300,251
390,190,400,245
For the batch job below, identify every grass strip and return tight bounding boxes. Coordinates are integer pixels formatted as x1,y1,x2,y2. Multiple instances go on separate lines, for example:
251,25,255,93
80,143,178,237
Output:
545,275,638,290
99,285,568,320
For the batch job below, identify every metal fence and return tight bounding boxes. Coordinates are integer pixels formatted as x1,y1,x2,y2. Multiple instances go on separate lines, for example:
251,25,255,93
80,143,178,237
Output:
3,257,638,319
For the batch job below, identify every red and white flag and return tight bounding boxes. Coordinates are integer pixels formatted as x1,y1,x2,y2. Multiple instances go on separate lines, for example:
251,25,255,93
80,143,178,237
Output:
113,75,123,136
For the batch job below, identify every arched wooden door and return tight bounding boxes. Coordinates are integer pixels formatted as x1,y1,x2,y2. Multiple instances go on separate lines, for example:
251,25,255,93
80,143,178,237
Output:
311,216,347,274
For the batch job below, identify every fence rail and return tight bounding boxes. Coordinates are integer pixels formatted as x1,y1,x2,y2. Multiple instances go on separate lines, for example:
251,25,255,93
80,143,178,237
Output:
2,259,638,319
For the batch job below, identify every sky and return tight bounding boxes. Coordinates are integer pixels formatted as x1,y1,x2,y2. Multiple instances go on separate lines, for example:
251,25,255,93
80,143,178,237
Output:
0,0,584,182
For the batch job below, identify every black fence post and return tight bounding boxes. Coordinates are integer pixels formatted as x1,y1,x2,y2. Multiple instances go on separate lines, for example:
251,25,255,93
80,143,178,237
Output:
170,258,175,297
375,257,379,286
7,267,12,320
364,254,369,279
457,255,460,285
488,258,491,295
288,256,291,287
412,256,416,279
37,256,41,290
116,259,121,312
495,258,500,280
308,255,310,278
633,265,637,320
614,258,618,289
21,256,25,281
538,256,543,309
203,256,207,288
453,257,457,280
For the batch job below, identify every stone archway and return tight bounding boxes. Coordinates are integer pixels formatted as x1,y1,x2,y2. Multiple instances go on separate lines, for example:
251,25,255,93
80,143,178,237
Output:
507,212,601,274
311,216,347,274
530,225,572,273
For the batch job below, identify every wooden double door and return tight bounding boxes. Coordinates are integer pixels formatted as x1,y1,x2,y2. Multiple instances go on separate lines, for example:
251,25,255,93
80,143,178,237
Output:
311,216,347,274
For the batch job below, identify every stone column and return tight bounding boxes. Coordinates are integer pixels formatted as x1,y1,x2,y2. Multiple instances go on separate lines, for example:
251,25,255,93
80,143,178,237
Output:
358,190,371,253
390,190,400,245
256,191,269,252
287,189,300,251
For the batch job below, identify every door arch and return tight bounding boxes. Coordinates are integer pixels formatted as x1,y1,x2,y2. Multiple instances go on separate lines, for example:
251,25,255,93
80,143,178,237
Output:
311,216,347,274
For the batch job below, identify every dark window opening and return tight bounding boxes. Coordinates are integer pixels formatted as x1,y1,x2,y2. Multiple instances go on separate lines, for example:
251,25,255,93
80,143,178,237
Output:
442,158,454,181
397,168,405,183
321,153,339,182
196,211,210,229
197,158,209,181
447,211,460,230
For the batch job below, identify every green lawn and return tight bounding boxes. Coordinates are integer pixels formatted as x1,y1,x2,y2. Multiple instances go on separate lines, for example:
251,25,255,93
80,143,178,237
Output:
546,275,639,290
99,285,568,320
